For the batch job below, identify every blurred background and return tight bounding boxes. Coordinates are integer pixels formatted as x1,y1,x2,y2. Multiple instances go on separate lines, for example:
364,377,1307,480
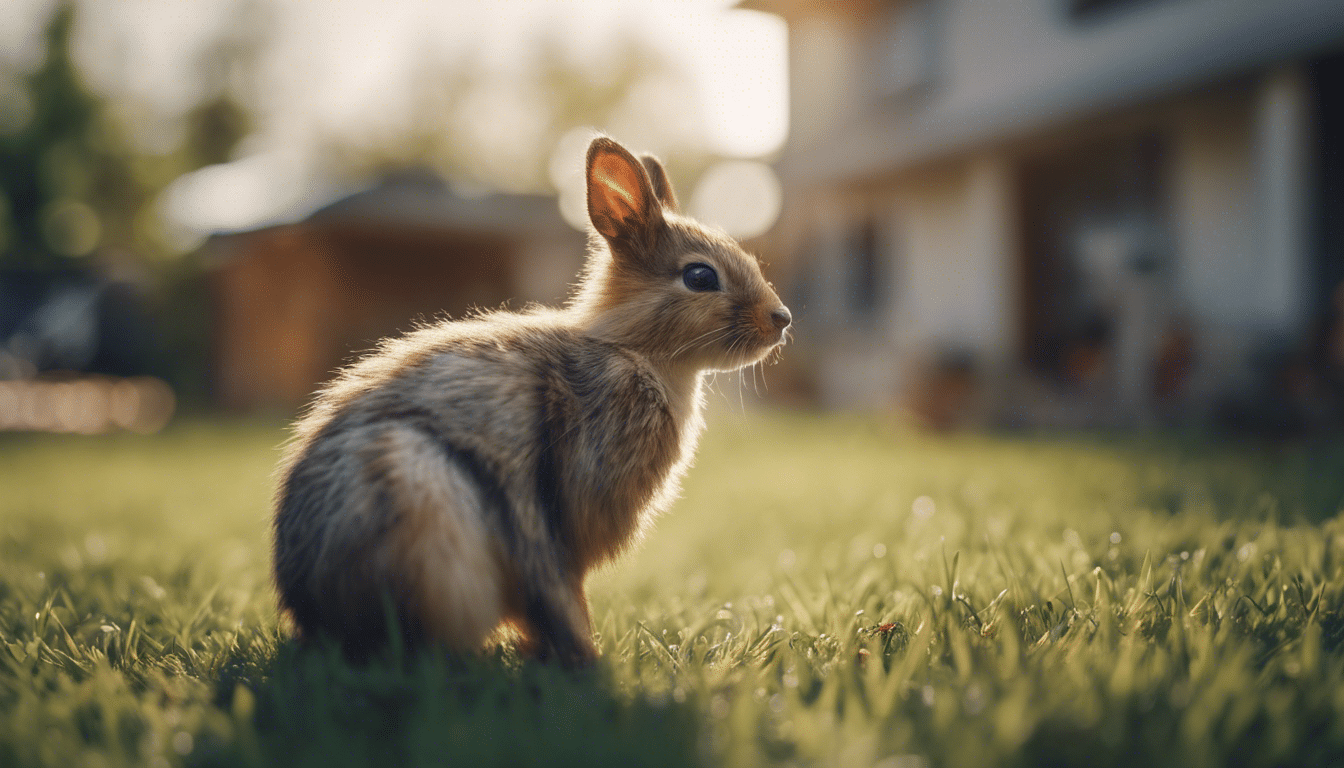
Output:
1,0,1342,435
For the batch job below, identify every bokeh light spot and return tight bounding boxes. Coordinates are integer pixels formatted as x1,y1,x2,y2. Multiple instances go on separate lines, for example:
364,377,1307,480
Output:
689,159,782,239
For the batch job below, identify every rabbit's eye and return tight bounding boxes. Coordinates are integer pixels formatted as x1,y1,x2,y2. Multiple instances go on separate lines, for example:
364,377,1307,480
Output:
682,263,719,292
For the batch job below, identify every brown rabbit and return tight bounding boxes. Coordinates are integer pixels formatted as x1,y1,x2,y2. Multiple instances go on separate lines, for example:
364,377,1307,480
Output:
273,137,791,666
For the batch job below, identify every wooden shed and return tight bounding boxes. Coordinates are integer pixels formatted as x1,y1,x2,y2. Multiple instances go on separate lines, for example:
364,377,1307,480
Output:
206,171,585,411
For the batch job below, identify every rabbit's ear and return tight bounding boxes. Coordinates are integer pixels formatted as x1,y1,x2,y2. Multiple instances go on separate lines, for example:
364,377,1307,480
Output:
640,155,678,213
587,138,663,253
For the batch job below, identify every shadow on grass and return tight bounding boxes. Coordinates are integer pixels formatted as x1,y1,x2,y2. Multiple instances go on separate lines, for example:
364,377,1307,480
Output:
1093,436,1344,524
194,640,701,768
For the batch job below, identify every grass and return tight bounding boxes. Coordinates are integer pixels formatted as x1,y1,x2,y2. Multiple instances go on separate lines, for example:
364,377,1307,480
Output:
2,411,1344,767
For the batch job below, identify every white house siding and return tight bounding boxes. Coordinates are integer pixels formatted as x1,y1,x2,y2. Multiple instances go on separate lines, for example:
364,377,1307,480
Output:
1255,66,1312,336
1171,89,1260,332
892,155,1015,363
806,196,904,409
802,154,1018,411
1169,66,1314,405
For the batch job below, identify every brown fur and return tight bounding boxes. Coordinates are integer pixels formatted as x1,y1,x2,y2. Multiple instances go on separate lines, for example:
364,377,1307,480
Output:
273,137,790,665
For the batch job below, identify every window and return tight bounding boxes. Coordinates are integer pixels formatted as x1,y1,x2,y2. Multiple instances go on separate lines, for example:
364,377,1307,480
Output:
847,220,885,317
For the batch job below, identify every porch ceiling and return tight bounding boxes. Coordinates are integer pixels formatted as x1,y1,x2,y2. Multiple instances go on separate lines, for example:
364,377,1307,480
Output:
778,0,1344,187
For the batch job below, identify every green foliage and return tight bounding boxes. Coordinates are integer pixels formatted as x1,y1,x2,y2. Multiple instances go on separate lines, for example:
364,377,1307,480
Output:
0,1,256,268
2,415,1344,767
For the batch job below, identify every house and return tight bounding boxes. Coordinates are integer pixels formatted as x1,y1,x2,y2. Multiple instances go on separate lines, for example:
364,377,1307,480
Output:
749,0,1344,428
205,170,586,411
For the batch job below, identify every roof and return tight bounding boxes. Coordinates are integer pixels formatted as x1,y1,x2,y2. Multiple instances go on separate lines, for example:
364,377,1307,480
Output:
307,169,574,238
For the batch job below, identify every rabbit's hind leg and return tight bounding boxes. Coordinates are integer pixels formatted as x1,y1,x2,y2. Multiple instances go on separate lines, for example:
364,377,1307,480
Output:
368,426,508,652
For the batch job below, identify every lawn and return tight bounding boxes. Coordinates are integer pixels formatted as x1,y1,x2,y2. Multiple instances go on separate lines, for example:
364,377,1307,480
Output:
2,411,1344,767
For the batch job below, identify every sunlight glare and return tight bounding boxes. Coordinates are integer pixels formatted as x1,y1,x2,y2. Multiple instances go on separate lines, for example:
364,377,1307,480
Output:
689,160,783,239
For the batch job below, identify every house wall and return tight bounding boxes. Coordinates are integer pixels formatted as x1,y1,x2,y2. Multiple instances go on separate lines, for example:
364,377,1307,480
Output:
795,197,902,409
778,0,1344,182
792,67,1315,421
768,0,1335,422
1172,71,1311,336
1169,67,1313,406
800,153,1016,411
1171,91,1260,332
892,156,1015,362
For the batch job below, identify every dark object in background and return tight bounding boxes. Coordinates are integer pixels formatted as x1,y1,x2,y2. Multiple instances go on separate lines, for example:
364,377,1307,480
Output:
0,268,160,381
0,267,182,434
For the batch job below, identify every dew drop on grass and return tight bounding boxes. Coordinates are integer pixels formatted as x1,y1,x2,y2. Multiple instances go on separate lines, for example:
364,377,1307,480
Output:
873,543,887,559
171,732,193,755
687,571,708,595
963,683,985,715
84,533,107,562
139,576,167,600
912,496,935,520
1110,531,1122,544
921,686,935,707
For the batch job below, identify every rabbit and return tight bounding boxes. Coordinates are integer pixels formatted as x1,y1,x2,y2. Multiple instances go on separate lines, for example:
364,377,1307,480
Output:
272,136,791,666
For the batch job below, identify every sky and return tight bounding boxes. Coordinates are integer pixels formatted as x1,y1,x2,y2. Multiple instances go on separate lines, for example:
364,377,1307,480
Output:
3,0,788,155
0,0,788,236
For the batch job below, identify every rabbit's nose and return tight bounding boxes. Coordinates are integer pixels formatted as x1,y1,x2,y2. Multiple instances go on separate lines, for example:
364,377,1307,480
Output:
770,307,792,330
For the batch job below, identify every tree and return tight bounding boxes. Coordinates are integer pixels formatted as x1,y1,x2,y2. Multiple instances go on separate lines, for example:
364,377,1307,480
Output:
0,0,259,271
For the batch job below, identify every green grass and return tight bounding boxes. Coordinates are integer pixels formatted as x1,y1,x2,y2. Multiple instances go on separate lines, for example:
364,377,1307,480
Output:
3,412,1344,767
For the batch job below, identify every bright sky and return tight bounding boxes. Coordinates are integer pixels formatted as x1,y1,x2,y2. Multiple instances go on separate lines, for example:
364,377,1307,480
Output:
3,0,787,158
3,0,789,236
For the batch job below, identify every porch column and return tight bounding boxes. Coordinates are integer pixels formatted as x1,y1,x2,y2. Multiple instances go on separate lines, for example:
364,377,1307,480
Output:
1256,64,1312,335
